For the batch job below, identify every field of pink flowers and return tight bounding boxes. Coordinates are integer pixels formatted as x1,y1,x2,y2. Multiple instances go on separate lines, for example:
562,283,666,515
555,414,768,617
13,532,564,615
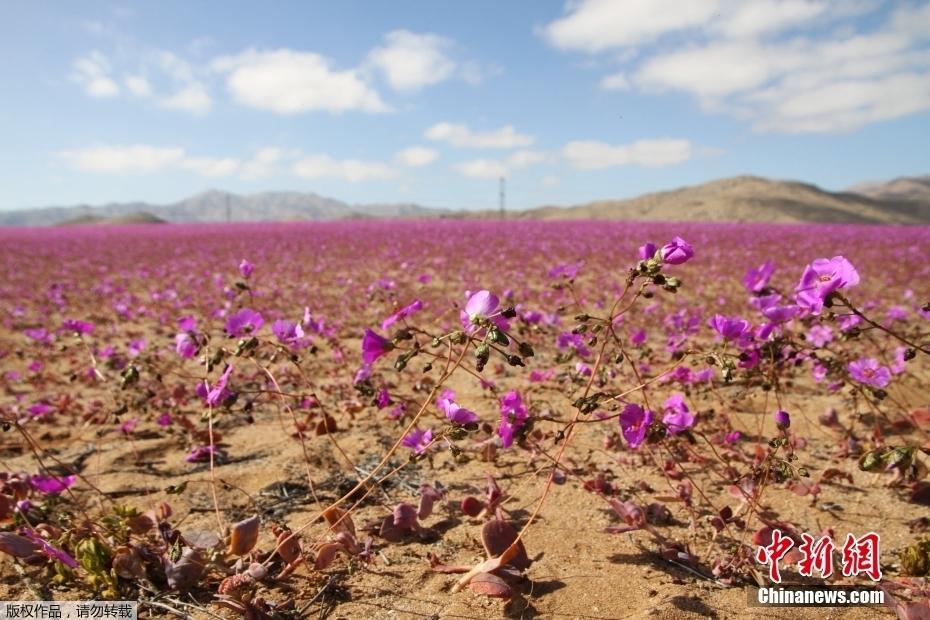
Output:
0,220,929,618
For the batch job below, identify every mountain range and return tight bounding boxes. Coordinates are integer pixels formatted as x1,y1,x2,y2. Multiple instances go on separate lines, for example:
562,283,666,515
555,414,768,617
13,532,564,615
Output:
2,174,929,226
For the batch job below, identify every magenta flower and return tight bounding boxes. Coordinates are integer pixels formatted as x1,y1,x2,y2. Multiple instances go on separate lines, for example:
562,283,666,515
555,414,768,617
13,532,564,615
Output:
436,389,479,426
205,364,234,407
548,262,582,279
806,325,833,347
225,308,264,337
119,418,139,435
401,428,433,455
774,410,791,429
708,314,750,341
662,394,695,434
361,328,393,364
238,259,254,278
30,474,76,495
795,256,860,315
638,242,658,261
660,237,694,265
157,412,173,427
381,299,424,331
744,261,775,293
376,387,393,409
497,390,528,448
27,402,53,418
23,328,53,344
847,357,891,388
178,316,197,332
21,529,78,568
62,319,94,335
619,403,653,449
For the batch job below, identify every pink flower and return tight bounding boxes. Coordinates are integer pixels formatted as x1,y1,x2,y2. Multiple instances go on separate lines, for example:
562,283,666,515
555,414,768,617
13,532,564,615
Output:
638,242,657,261
708,314,750,341
21,529,77,568
204,365,234,407
497,390,528,448
662,394,695,434
62,319,94,335
744,261,775,293
461,290,509,334
660,237,694,265
847,357,891,388
238,259,254,278
436,389,479,426
225,308,264,337
795,256,859,315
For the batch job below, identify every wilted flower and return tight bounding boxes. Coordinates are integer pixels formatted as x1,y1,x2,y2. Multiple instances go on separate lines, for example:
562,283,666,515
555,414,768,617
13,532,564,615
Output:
204,365,234,407
795,256,860,315
21,529,77,568
660,237,694,265
382,299,424,331
376,387,393,409
185,445,217,463
497,390,528,448
847,357,891,388
436,389,479,426
361,329,393,364
619,403,653,449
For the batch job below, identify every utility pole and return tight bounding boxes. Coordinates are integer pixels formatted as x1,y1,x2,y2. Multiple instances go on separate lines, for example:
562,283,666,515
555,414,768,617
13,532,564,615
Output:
499,176,506,219
225,194,231,222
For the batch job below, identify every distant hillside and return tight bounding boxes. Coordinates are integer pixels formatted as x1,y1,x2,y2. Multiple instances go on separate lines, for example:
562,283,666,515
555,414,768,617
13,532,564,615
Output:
4,174,930,226
848,175,930,204
58,211,167,226
510,175,930,224
1,190,445,226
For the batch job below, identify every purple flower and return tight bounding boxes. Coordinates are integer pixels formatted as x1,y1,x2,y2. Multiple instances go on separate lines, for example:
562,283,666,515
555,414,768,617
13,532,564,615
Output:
175,332,199,359
272,319,307,349
774,410,791,429
436,389,479,426
806,325,833,347
225,308,264,337
619,404,653,449
361,328,393,364
497,390,528,448
119,418,139,435
660,237,694,265
762,305,798,324
353,365,372,385
157,412,173,427
239,259,254,278
724,431,742,444
847,357,891,388
795,256,860,315
662,394,695,434
891,346,908,375
638,242,658,261
30,474,76,495
127,338,146,358
708,314,750,341
401,428,433,455
178,316,197,332
27,402,53,418
744,261,775,293
62,319,94,335
382,299,424,331
548,262,582,279
205,364,234,407
630,329,647,346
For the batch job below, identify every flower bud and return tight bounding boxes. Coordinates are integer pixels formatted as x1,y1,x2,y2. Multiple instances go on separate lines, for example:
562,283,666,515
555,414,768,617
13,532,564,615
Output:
774,410,791,429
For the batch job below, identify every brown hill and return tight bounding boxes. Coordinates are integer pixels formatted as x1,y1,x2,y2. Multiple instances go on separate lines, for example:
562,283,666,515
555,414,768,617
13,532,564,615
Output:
509,175,930,224
848,175,930,204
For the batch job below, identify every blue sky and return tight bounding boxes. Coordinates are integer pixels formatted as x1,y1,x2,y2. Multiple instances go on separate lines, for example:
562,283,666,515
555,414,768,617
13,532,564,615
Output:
1,0,929,211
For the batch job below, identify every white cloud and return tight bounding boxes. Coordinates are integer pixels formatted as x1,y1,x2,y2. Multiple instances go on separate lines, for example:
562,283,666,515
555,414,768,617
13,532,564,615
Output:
561,139,693,169
425,122,534,148
71,52,120,98
453,159,508,179
543,0,721,51
212,49,388,114
125,75,151,97
159,83,212,114
58,145,185,173
368,30,456,91
599,72,630,91
394,146,439,167
546,0,930,133
292,154,397,181
542,175,560,188
240,147,295,180
181,157,240,177
452,150,549,179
